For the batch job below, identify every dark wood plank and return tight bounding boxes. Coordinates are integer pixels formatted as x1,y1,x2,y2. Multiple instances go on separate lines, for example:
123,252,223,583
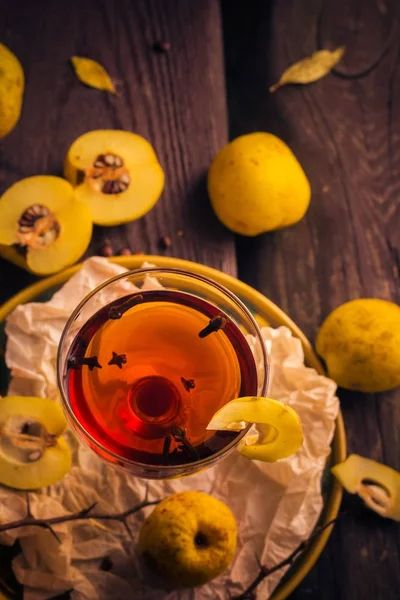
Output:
222,0,400,598
0,0,235,307
0,0,233,596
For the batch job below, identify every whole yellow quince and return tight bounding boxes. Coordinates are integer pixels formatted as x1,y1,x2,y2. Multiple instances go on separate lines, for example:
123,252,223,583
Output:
316,299,400,393
208,132,310,236
0,43,24,139
139,491,237,588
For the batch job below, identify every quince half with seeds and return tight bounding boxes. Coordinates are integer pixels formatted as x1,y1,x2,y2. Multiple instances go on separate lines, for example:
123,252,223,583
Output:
139,491,237,588
0,43,24,139
0,175,92,275
64,129,165,225
0,396,72,490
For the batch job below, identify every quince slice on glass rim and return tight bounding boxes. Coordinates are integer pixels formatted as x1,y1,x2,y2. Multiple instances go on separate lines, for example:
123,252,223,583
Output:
0,396,72,490
332,454,400,521
0,175,92,275
207,396,303,462
64,129,165,225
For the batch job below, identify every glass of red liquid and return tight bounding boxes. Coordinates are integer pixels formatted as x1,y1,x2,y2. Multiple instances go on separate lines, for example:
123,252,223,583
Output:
57,268,268,479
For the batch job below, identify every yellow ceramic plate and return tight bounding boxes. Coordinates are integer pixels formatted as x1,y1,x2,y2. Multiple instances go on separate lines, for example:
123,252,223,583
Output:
0,255,346,600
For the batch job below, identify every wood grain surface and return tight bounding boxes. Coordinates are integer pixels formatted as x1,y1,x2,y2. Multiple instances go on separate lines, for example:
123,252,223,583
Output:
0,0,235,307
0,0,400,598
222,0,400,598
0,1,234,598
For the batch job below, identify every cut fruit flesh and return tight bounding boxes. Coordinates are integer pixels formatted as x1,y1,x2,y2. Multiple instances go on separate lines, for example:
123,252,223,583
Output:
207,396,303,462
332,454,400,521
65,130,162,174
0,437,71,490
0,397,67,435
0,396,71,490
1,415,52,463
0,176,93,275
73,162,164,225
17,204,60,249
64,130,165,225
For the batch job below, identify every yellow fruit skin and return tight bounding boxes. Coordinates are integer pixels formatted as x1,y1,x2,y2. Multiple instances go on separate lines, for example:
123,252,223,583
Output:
316,299,400,393
0,396,72,490
64,129,165,226
332,454,400,520
208,132,311,236
0,437,72,490
0,176,93,276
0,43,24,139
139,491,237,588
207,396,303,462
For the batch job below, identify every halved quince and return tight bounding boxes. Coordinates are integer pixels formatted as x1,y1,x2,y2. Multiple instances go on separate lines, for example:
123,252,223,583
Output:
0,175,92,275
207,396,303,462
0,396,72,489
64,129,165,225
332,454,400,521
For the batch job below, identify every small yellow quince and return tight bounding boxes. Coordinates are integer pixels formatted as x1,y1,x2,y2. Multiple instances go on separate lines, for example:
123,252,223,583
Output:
316,299,400,392
139,491,237,588
0,43,24,139
207,396,303,462
208,132,310,236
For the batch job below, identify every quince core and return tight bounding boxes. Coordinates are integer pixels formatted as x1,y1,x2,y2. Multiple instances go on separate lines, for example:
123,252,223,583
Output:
0,396,72,490
64,130,165,225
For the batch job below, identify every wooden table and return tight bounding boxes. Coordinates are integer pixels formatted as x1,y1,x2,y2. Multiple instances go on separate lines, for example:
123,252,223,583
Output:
0,1,399,598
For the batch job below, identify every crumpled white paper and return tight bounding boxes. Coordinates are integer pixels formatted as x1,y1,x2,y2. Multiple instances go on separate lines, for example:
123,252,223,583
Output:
1,257,339,600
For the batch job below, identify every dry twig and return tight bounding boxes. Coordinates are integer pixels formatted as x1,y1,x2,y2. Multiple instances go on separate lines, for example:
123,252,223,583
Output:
231,513,347,599
0,488,159,543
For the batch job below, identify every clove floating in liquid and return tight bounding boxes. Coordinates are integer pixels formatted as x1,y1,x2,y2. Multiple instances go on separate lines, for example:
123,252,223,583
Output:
68,356,102,371
198,315,227,338
180,377,195,392
108,352,127,369
108,294,144,320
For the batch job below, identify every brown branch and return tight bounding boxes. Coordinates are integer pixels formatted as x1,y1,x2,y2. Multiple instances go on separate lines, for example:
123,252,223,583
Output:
231,512,347,600
0,488,159,543
0,487,346,599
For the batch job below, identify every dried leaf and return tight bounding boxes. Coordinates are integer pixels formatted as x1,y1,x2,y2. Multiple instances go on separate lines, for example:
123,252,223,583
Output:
270,46,345,93
71,56,116,94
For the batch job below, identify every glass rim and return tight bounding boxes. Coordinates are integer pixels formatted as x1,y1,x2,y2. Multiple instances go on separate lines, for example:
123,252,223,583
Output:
57,266,269,472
